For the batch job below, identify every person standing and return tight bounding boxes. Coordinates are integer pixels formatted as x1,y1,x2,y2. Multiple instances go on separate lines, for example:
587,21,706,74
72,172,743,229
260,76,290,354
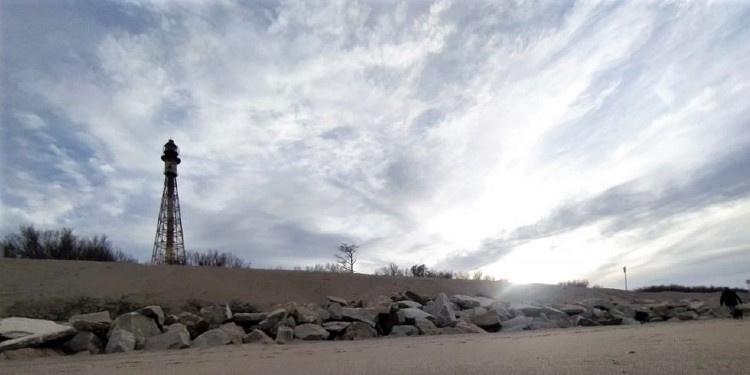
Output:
720,287,743,319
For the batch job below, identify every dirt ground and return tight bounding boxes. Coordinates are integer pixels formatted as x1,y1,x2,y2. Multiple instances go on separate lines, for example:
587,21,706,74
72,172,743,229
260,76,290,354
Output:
0,258,736,317
1,319,748,374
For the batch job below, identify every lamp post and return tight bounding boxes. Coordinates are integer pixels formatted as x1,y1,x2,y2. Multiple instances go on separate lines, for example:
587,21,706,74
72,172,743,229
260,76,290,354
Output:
624,266,628,291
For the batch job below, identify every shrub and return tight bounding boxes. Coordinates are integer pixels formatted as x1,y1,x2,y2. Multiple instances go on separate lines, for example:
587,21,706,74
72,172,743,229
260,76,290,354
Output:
635,284,749,293
184,249,250,268
558,279,590,288
2,225,137,263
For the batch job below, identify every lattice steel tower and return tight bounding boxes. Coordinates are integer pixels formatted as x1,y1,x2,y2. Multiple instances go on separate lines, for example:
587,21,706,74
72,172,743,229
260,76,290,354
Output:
151,139,186,265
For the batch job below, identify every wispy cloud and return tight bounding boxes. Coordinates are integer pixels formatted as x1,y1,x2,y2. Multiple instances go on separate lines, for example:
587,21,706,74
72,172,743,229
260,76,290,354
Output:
1,0,749,287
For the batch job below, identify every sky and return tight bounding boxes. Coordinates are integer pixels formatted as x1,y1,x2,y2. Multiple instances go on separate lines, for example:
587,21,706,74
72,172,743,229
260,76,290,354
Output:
1,0,749,288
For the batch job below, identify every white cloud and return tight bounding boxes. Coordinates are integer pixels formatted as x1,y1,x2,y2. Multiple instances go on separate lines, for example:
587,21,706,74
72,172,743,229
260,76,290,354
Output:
2,0,750,286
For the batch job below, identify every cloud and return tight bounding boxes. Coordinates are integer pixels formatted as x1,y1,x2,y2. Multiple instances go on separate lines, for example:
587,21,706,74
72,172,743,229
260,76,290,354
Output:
1,0,750,286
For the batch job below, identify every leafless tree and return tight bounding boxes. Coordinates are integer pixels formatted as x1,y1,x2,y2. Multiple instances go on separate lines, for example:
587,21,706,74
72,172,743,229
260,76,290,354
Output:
335,242,359,273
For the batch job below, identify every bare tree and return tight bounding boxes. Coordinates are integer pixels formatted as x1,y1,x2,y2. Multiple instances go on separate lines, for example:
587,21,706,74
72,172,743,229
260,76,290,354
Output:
471,269,484,280
335,242,359,273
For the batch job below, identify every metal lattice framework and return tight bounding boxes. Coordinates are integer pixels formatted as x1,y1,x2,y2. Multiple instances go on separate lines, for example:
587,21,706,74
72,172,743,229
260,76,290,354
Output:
152,139,186,265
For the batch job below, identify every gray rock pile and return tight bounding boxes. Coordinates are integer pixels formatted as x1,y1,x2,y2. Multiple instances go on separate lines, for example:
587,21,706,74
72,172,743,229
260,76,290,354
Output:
0,292,722,360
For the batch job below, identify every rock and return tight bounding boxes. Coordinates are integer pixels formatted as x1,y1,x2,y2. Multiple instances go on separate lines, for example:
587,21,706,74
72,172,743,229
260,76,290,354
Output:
105,329,136,353
413,317,439,335
454,318,486,334
167,323,189,334
62,331,104,354
340,308,378,327
620,317,641,325
470,310,502,332
258,308,287,331
233,312,267,323
143,329,191,351
451,295,493,309
0,348,62,360
367,295,396,315
560,304,587,315
164,314,179,326
69,311,111,338
341,321,378,340
509,302,543,317
598,318,622,326
676,311,699,321
294,324,330,340
502,316,532,332
243,329,274,344
327,296,349,306
178,312,208,339
401,308,435,322
393,310,407,325
200,304,232,327
395,300,422,309
192,329,231,348
327,303,343,320
218,323,245,345
275,326,294,344
0,318,77,353
137,305,165,328
270,316,296,337
389,325,419,337
322,321,351,334
109,312,161,348
405,291,430,306
422,293,456,327
530,316,560,330
293,304,328,325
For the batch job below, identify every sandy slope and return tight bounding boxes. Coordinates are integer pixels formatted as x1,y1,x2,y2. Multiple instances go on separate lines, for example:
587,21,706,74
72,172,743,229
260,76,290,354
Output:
2,319,748,374
0,258,739,316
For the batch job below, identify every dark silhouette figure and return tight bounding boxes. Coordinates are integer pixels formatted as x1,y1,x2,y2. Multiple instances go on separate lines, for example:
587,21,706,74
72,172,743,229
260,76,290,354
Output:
719,287,743,319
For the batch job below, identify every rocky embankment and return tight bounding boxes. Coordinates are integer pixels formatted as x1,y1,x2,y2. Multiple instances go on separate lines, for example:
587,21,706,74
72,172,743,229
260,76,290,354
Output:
0,291,738,360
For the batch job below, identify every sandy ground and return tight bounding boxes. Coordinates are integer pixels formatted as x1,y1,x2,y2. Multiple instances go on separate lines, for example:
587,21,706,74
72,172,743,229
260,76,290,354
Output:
1,319,748,374
0,258,737,315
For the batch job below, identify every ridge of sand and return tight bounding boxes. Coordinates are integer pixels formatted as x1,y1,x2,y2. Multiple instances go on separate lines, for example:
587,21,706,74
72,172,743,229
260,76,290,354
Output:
0,258,737,316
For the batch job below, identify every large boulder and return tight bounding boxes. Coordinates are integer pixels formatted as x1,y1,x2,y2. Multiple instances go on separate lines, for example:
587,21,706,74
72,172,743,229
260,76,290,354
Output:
243,329,274,344
451,295,494,309
388,325,419,337
560,304,587,315
257,308,287,331
192,329,231,348
294,324,330,340
178,312,208,339
143,325,191,351
422,293,456,327
293,304,329,325
109,312,161,349
454,318,486,334
105,329,136,353
501,316,533,332
395,300,423,309
341,321,378,340
69,311,111,338
413,317,439,335
327,303,344,320
218,323,245,345
137,305,165,328
469,310,502,332
275,326,294,344
0,318,77,353
322,321,351,335
366,295,395,315
530,316,561,330
340,308,378,327
404,291,430,306
62,331,104,354
200,304,232,327
401,308,435,322
233,312,267,324
508,302,543,317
